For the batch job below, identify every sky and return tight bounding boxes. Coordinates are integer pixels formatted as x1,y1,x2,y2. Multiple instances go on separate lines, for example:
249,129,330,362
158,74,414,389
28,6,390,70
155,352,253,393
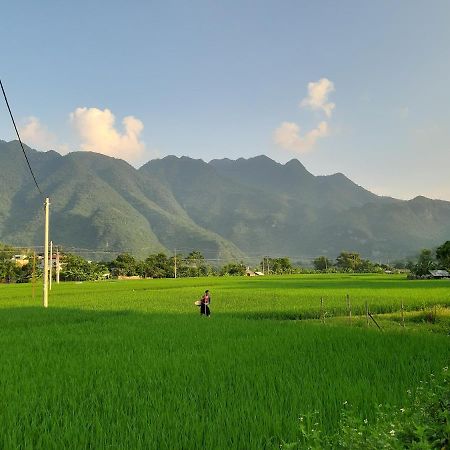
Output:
1,0,450,200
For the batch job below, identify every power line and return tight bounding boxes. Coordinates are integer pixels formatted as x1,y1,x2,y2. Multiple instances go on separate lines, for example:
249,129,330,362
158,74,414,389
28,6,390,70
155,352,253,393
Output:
0,79,44,198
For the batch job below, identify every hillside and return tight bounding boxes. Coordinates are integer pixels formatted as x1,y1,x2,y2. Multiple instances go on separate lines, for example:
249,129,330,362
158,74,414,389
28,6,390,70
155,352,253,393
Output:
1,139,449,261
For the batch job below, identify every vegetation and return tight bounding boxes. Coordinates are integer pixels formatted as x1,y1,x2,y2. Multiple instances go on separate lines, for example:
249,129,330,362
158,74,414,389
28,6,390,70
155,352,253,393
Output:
2,239,450,283
0,244,38,283
436,240,450,269
289,367,449,449
60,253,108,281
313,256,332,271
260,257,295,274
2,140,450,261
409,241,450,277
0,274,448,449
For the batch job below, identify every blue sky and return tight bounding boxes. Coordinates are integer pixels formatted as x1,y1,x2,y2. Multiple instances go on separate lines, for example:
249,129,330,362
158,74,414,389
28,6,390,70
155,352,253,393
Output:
1,0,449,200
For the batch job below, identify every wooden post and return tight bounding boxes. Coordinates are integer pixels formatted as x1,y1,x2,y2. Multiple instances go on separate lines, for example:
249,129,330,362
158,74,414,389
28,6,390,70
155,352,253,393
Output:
320,297,325,324
365,301,369,327
43,197,50,308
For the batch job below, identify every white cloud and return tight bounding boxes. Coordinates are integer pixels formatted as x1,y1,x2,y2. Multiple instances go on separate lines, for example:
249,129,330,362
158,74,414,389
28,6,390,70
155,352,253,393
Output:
274,77,335,154
70,107,148,163
19,116,60,151
300,78,335,117
273,121,329,154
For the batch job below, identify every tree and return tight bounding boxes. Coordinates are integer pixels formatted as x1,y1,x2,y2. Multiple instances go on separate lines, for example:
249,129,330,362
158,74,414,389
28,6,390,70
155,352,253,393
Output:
412,249,435,276
313,256,332,271
260,257,294,274
60,253,108,281
184,251,209,277
220,262,246,276
0,259,17,283
110,253,138,276
335,252,363,271
0,243,15,260
436,241,450,270
142,253,172,278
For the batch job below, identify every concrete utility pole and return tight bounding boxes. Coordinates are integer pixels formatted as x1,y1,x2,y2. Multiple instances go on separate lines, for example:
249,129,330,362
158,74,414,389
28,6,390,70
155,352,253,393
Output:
43,197,50,308
49,240,53,291
174,249,177,279
56,247,60,284
32,251,36,300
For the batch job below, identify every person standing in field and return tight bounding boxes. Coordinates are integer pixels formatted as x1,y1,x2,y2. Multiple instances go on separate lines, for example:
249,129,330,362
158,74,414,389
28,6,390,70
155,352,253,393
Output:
200,289,211,317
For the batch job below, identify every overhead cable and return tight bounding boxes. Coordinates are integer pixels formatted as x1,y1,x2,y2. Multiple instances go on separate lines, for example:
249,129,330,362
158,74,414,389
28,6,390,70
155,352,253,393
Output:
0,79,44,198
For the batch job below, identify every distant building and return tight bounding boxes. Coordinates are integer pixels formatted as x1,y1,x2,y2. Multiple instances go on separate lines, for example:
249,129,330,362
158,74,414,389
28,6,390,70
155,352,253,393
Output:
245,267,256,276
11,255,29,267
246,267,264,276
429,270,450,279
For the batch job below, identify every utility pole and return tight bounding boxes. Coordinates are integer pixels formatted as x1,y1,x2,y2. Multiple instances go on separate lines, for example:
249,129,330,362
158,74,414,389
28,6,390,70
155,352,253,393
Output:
32,251,36,301
267,257,270,275
43,197,50,308
56,247,60,284
49,240,53,291
262,257,265,275
174,249,177,279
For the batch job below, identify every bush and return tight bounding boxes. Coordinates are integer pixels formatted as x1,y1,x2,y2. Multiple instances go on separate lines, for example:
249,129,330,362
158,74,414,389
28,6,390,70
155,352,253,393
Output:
283,367,449,449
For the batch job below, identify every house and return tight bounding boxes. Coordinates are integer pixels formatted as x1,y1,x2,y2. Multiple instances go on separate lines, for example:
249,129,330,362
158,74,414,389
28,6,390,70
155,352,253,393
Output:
429,269,450,279
11,255,29,267
245,267,256,276
246,267,264,276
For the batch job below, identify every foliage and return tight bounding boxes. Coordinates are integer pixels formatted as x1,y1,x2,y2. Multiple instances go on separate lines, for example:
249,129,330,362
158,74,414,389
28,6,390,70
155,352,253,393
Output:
141,252,173,278
289,367,449,449
412,249,436,276
335,251,364,271
220,261,246,276
60,253,108,281
260,257,295,274
0,245,38,283
313,256,332,271
0,243,16,260
109,253,139,276
0,259,35,283
333,252,381,273
436,240,450,270
180,251,210,277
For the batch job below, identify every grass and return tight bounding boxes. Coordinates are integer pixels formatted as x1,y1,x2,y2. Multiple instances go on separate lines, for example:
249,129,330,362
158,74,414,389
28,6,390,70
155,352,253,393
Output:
0,274,449,449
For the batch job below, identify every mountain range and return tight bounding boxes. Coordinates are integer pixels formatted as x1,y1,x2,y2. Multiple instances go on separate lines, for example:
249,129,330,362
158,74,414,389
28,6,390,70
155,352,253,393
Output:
1,139,449,263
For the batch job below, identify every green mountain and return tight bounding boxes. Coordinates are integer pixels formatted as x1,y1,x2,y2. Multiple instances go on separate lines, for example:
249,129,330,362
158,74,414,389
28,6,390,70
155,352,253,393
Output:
0,140,243,260
1,139,449,262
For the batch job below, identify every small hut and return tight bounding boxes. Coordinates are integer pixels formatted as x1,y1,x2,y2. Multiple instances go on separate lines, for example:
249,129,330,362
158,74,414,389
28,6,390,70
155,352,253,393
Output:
429,269,450,279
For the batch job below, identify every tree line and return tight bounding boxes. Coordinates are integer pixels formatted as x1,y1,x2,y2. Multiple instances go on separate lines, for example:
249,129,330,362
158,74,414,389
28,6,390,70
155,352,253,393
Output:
0,241,449,283
312,242,450,275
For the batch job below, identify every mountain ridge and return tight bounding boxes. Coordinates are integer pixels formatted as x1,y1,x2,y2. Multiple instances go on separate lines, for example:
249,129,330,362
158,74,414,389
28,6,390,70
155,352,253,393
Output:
1,140,449,261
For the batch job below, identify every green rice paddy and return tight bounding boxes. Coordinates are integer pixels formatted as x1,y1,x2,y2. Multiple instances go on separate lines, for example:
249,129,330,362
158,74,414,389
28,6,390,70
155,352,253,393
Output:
0,274,449,449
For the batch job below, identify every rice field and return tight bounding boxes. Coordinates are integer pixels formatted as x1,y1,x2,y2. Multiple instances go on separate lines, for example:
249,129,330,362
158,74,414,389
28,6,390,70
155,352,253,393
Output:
0,274,449,449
